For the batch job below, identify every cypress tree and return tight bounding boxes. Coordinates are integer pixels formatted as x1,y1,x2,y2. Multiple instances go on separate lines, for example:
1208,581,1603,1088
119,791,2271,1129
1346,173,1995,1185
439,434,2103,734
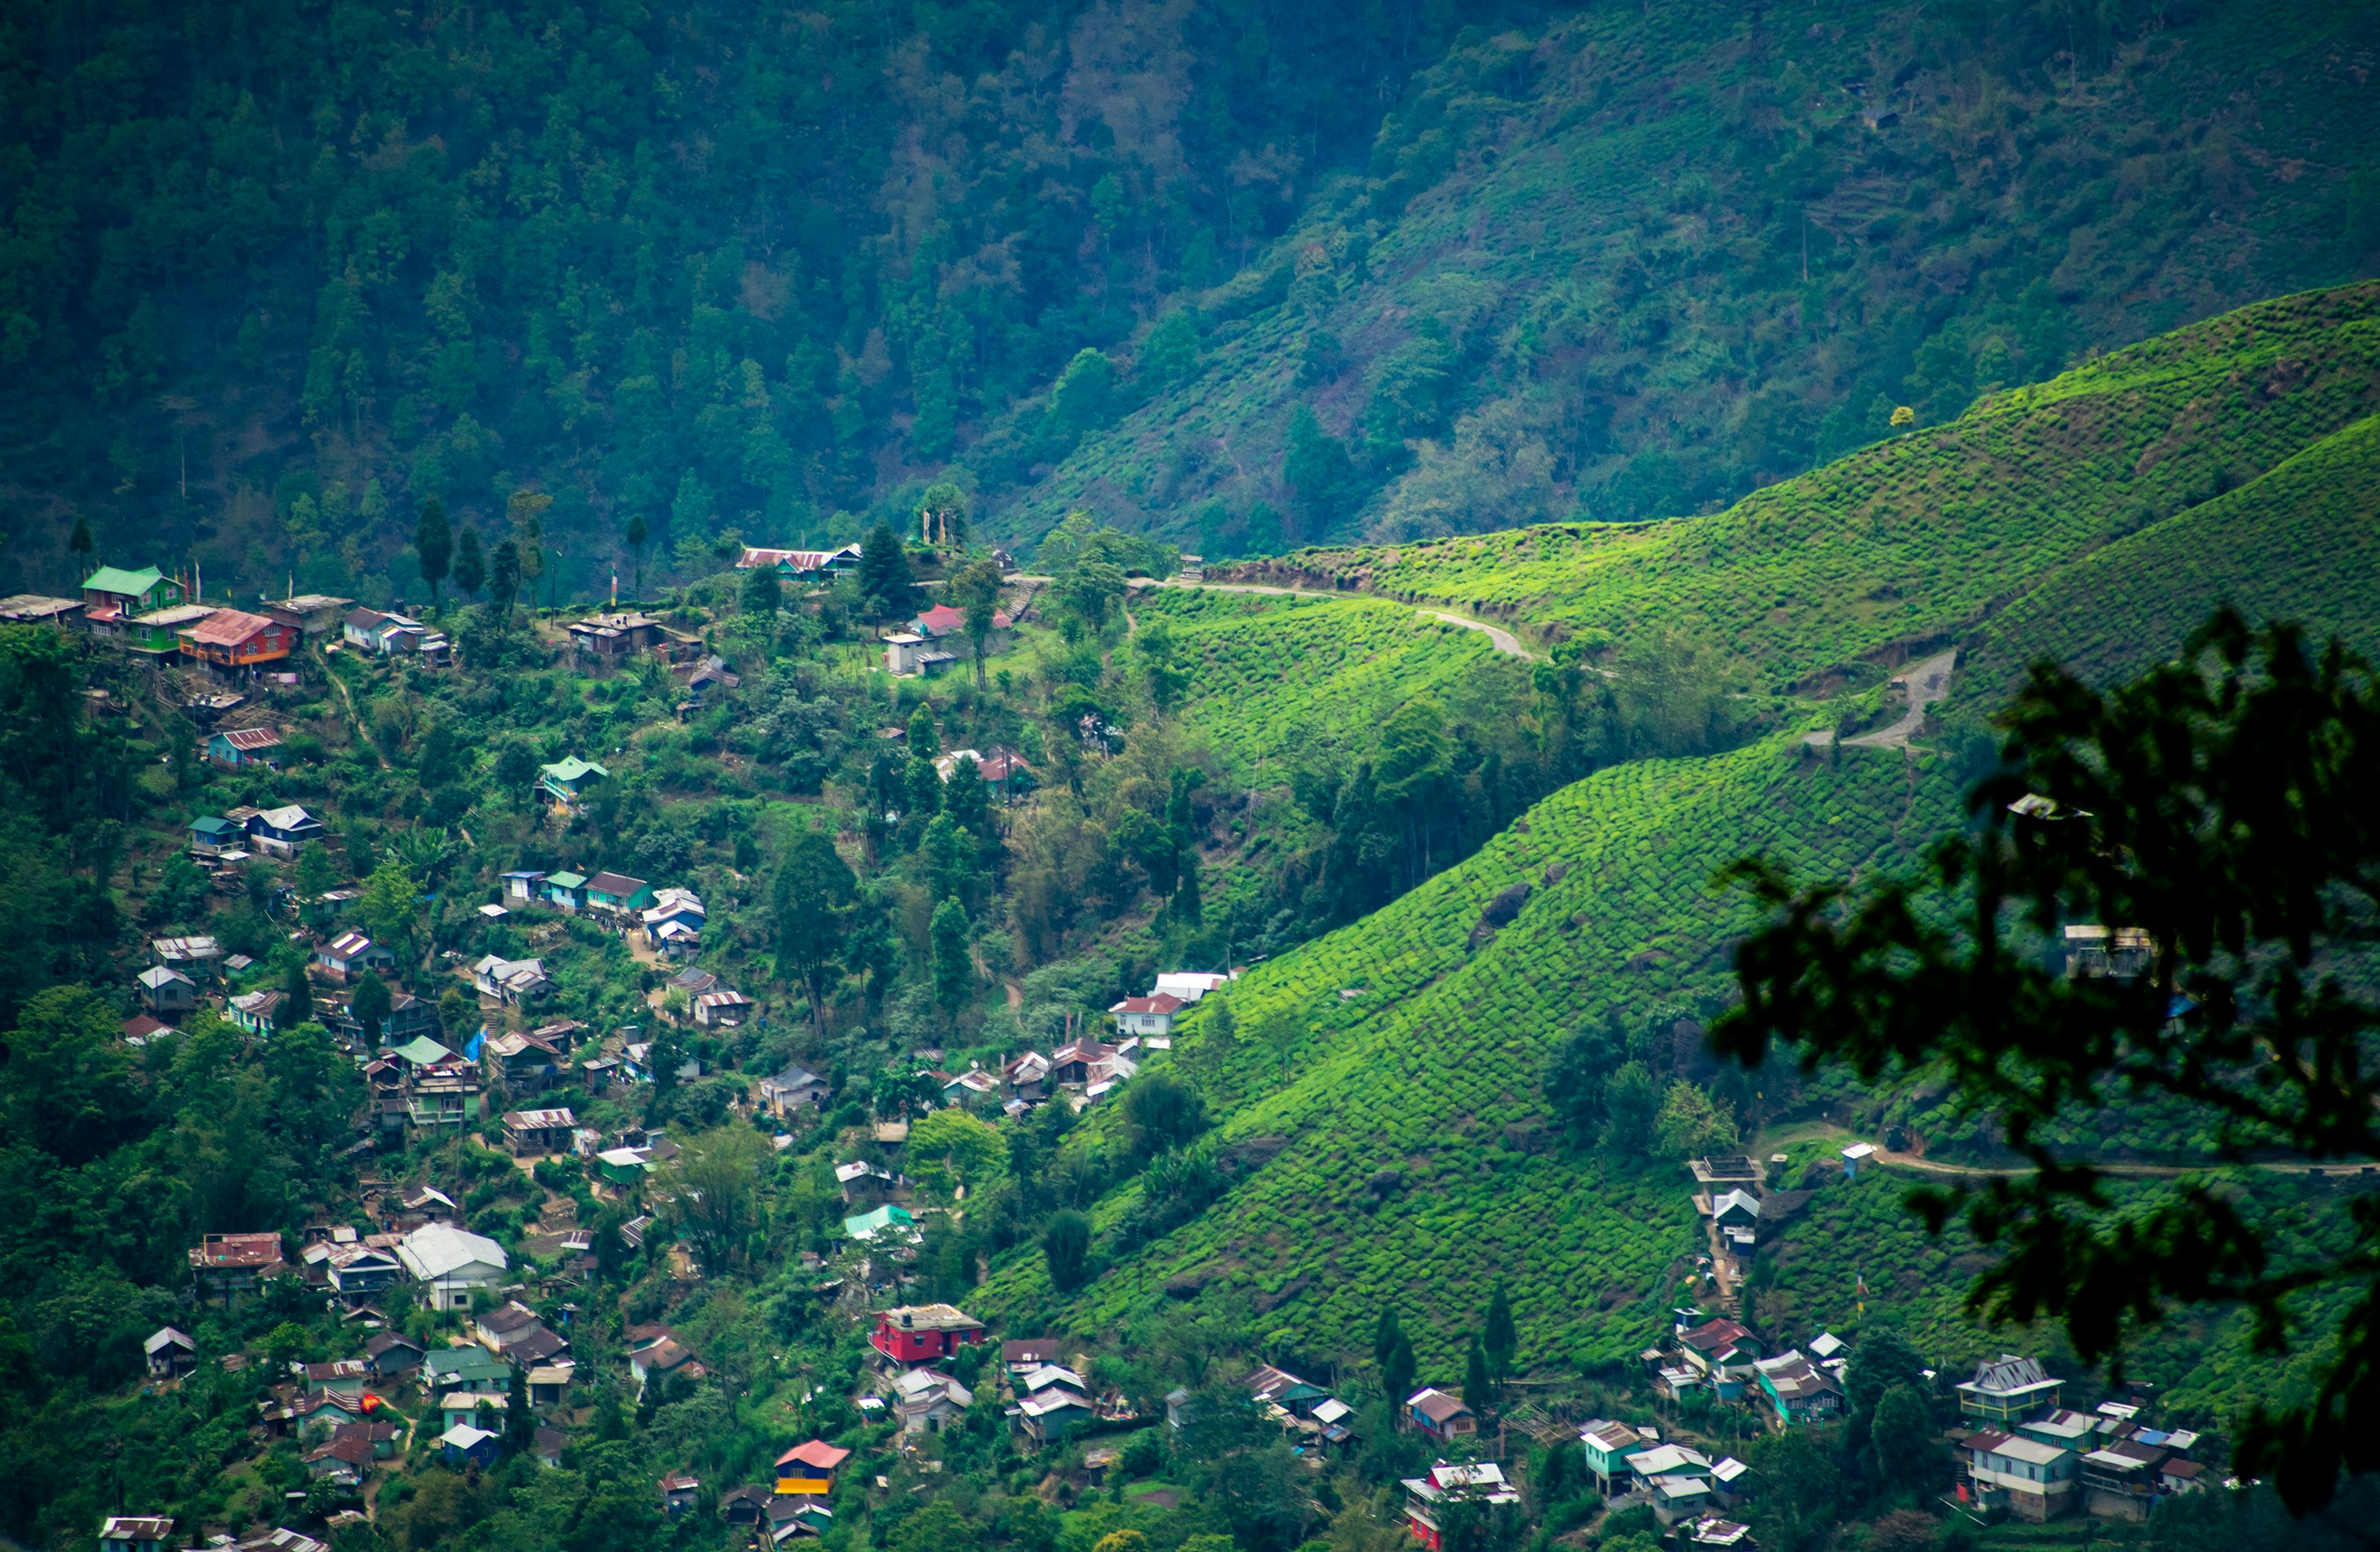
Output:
452,526,486,597
1376,1308,1415,1405
1463,1332,1493,1409
351,970,391,1044
858,521,914,621
1484,1280,1517,1380
278,961,313,1029
505,1358,535,1454
416,496,451,605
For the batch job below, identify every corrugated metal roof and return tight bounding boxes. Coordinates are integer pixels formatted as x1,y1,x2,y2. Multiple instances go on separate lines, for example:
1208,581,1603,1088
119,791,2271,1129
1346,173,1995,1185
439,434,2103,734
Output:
188,608,277,646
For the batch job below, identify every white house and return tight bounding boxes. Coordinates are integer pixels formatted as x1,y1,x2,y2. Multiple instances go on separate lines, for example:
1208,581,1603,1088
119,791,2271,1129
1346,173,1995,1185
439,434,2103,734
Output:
890,1367,973,1434
1109,993,1185,1037
144,1326,197,1378
1153,971,1236,1002
394,1224,509,1311
137,965,198,1017
473,955,553,1004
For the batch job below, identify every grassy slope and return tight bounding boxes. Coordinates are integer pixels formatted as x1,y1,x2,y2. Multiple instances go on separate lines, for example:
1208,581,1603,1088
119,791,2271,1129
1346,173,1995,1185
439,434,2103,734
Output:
1953,410,2380,709
981,737,1960,1371
1215,282,2380,690
1002,2,2380,549
981,285,2380,1381
1139,587,1521,777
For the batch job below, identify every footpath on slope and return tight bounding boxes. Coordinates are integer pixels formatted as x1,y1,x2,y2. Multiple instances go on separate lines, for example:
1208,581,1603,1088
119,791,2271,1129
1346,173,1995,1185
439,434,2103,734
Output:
1142,576,1541,659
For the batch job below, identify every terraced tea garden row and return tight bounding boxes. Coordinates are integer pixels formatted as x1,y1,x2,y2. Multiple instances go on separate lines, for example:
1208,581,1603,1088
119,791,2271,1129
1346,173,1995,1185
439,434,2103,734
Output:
1144,587,1518,778
978,734,1968,1371
1230,284,2380,693
1951,411,2380,715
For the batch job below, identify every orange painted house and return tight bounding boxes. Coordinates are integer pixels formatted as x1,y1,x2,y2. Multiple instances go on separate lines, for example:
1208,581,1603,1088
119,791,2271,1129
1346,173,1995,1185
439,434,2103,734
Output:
181,609,294,671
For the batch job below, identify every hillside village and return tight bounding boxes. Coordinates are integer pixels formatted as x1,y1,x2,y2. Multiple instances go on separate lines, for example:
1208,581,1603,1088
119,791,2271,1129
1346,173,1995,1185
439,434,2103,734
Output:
8,275,2380,1552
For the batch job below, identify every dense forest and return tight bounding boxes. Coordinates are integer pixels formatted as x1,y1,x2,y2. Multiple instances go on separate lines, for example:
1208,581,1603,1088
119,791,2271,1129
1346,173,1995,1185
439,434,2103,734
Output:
6,0,2379,606
0,0,1539,605
3,2,2380,1552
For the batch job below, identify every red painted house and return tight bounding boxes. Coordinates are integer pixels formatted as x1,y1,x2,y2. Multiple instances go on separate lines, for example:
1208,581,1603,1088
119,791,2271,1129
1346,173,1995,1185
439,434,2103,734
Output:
868,1304,986,1366
181,609,294,672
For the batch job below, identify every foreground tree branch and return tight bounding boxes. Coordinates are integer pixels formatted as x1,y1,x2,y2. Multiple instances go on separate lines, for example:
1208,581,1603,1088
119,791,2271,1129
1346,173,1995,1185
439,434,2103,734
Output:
1712,609,2380,1511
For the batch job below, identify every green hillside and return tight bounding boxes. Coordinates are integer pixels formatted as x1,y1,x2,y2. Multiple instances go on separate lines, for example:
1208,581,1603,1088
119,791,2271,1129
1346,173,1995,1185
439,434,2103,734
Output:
982,736,1961,1370
1211,281,2380,690
1138,587,1522,775
991,282,2380,1384
1953,410,2380,708
1012,0,2380,551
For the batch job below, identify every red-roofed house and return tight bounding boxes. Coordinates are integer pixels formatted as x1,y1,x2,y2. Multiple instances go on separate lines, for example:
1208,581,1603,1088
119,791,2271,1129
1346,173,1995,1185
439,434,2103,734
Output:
1110,993,1184,1037
190,1232,286,1297
774,1439,851,1496
180,609,294,672
912,603,1013,640
1048,1039,1115,1085
977,750,1032,789
206,726,285,769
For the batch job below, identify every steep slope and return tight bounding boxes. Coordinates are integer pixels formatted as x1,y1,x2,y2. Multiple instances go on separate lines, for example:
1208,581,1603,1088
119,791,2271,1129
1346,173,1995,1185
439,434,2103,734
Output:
986,286,2380,1377
981,737,1961,1369
1953,412,2380,708
1006,0,2380,551
1139,587,1522,776
1208,282,2380,691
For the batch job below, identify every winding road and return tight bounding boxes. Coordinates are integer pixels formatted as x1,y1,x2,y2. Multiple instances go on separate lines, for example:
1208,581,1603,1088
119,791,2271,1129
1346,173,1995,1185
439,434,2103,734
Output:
1770,1120,2367,1181
1803,647,1957,749
1148,577,1540,660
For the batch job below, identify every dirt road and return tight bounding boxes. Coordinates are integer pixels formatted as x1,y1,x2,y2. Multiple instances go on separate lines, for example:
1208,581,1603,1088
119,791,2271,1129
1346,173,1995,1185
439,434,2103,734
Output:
1148,578,1540,660
1770,1119,2367,1181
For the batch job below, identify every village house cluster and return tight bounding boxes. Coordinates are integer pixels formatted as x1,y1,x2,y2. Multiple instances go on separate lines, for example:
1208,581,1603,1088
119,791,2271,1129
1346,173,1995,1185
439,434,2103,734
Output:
1948,1355,2209,1522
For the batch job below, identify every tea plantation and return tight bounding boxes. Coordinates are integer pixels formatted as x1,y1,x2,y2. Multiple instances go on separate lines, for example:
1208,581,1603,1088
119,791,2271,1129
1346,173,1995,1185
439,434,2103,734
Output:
1224,282,2380,692
1140,587,1522,778
979,284,2380,1390
979,734,1964,1372
1951,409,2380,713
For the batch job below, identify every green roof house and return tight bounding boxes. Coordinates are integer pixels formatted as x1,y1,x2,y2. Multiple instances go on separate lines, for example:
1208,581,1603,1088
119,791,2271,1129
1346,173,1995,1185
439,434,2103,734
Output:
390,1035,458,1069
544,871,589,912
82,566,185,635
187,816,243,856
595,1146,653,1186
539,759,608,809
424,1345,512,1390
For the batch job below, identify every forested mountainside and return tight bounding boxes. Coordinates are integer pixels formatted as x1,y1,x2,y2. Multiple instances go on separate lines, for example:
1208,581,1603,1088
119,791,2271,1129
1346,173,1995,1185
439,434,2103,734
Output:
5,0,2378,607
996,0,2380,549
0,0,1534,602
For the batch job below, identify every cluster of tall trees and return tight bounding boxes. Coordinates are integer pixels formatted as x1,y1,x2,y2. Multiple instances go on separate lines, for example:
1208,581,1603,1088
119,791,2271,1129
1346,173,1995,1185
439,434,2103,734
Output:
2,0,1510,602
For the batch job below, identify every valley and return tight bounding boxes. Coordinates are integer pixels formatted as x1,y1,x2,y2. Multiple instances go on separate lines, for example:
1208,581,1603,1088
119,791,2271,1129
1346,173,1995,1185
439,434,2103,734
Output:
1,3,2378,1551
